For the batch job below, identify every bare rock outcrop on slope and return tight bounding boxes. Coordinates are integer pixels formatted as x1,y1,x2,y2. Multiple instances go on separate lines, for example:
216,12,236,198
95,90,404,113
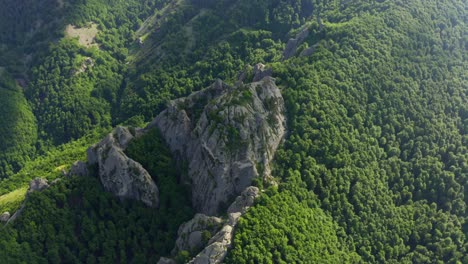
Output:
149,76,285,215
86,126,159,207
172,214,224,255
188,186,260,264
283,28,309,59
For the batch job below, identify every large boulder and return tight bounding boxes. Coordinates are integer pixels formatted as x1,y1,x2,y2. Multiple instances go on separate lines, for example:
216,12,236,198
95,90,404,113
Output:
87,126,159,207
149,77,285,215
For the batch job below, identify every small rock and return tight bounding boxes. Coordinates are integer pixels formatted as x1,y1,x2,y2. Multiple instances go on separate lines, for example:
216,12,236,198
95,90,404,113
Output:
51,178,61,185
157,257,176,264
252,63,272,82
0,212,10,222
28,178,49,193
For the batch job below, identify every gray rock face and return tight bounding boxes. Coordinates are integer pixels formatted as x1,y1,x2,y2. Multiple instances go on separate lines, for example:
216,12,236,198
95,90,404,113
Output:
227,186,259,224
69,161,89,177
283,28,309,59
252,63,272,82
0,212,10,222
87,126,159,207
300,43,319,57
149,77,285,215
172,214,224,255
157,258,176,264
188,187,260,264
28,178,49,193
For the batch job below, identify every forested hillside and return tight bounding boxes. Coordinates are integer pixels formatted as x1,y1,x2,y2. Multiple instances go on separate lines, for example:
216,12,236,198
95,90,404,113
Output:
0,0,466,263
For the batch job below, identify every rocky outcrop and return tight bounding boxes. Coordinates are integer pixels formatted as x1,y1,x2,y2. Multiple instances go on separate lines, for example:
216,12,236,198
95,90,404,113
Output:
28,178,49,193
87,126,159,207
283,28,309,59
252,63,273,82
71,57,94,76
149,76,285,215
172,214,224,255
188,186,260,264
299,43,319,57
157,258,176,264
6,178,56,225
0,212,10,222
69,161,89,177
159,187,260,264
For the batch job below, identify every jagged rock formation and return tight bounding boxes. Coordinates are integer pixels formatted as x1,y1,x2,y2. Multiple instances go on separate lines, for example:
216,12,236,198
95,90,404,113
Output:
283,28,309,59
149,76,285,215
86,126,159,207
159,187,260,264
188,186,260,264
172,214,224,255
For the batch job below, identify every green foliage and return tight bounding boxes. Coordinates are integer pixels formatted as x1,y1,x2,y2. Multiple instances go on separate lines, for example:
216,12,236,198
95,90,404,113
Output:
0,187,28,214
0,0,467,263
0,176,185,262
0,128,192,262
0,73,37,178
226,190,360,263
224,0,467,263
26,38,117,144
125,128,193,218
175,250,191,264
0,129,106,197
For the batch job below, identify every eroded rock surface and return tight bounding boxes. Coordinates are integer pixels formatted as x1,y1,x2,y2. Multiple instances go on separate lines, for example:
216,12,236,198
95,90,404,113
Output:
283,28,309,59
188,186,260,264
69,161,89,177
149,77,285,215
172,214,224,255
87,126,159,207
28,178,49,193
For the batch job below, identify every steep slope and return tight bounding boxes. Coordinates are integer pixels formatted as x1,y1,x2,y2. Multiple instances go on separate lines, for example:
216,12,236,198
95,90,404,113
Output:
0,72,37,178
0,0,465,263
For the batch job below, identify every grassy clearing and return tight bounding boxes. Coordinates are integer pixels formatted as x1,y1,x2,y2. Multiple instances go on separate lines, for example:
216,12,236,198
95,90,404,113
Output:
65,23,99,48
0,187,27,214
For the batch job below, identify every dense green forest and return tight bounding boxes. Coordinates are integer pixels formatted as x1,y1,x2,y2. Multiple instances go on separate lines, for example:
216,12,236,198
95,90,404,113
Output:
0,0,466,263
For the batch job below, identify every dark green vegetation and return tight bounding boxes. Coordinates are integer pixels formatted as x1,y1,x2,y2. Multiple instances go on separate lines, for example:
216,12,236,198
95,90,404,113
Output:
0,129,192,263
0,0,466,263
0,72,37,178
